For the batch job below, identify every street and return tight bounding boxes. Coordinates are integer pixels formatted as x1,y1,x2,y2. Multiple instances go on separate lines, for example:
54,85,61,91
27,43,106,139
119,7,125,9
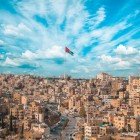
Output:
49,114,77,140
61,115,77,140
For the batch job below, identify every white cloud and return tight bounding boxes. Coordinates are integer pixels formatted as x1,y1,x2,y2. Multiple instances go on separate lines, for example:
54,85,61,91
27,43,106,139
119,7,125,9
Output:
3,57,20,67
100,54,131,69
76,33,92,48
71,65,91,74
48,0,67,24
132,55,140,64
0,54,4,59
115,61,131,69
71,69,79,74
0,40,4,45
87,7,106,30
22,45,65,60
22,50,37,60
64,1,89,36
100,55,134,70
89,23,136,56
94,7,105,26
4,25,18,36
96,7,106,23
18,23,31,32
114,44,138,55
100,54,121,63
91,21,130,43
3,23,31,36
44,45,65,58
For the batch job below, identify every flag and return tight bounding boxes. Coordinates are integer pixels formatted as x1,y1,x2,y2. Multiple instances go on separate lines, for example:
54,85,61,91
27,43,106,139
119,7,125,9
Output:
65,47,74,56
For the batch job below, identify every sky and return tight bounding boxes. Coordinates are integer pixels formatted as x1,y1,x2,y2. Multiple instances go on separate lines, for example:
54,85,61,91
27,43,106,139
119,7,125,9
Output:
0,0,140,78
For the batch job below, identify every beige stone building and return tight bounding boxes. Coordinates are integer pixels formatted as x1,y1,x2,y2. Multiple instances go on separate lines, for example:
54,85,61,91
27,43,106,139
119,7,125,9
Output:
84,124,99,139
134,104,140,116
126,117,139,132
13,92,21,103
110,98,121,108
21,95,28,105
10,105,24,120
96,73,112,81
114,115,126,130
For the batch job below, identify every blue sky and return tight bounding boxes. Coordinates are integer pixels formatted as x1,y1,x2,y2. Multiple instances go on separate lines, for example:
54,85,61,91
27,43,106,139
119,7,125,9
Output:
0,0,140,78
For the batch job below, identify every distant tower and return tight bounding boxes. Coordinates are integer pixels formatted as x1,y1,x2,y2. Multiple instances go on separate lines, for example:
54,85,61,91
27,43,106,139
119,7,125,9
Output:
58,98,61,111
38,110,44,123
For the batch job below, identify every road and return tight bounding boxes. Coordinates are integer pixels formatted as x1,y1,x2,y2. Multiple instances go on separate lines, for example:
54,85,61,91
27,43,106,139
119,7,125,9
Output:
61,115,77,140
49,114,77,140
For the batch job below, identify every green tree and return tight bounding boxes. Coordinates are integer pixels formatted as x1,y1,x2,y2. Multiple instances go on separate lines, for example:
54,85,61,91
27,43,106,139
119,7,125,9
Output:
121,127,127,133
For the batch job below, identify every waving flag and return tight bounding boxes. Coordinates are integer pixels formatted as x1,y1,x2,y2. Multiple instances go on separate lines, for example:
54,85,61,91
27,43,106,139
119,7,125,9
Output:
65,47,74,56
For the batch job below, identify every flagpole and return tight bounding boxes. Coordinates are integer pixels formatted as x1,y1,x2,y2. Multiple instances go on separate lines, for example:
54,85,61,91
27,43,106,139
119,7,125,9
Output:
64,47,74,79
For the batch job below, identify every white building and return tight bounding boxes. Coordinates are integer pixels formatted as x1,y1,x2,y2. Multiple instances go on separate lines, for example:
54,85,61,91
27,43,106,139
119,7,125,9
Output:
84,123,99,140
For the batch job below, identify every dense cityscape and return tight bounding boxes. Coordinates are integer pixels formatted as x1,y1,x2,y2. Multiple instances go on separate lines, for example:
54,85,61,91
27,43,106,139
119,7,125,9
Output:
0,0,140,139
0,73,140,140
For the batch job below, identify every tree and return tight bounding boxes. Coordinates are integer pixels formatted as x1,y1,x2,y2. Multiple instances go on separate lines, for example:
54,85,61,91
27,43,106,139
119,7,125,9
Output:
127,124,132,132
9,112,13,132
121,127,127,133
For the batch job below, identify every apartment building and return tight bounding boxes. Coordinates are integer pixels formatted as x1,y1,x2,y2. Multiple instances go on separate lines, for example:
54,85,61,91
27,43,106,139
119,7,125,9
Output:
114,115,126,130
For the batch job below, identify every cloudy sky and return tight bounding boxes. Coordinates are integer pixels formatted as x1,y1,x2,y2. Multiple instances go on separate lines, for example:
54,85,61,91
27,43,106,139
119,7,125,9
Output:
0,0,140,78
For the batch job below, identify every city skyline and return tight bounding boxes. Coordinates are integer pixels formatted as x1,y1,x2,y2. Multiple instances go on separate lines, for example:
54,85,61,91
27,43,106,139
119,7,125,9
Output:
0,0,140,78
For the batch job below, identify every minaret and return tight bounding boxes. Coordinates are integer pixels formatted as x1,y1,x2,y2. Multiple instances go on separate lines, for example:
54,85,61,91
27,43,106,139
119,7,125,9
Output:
58,98,61,111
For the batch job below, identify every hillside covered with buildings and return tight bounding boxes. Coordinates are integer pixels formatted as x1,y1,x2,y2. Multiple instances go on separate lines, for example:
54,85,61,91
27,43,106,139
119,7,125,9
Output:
0,73,140,140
